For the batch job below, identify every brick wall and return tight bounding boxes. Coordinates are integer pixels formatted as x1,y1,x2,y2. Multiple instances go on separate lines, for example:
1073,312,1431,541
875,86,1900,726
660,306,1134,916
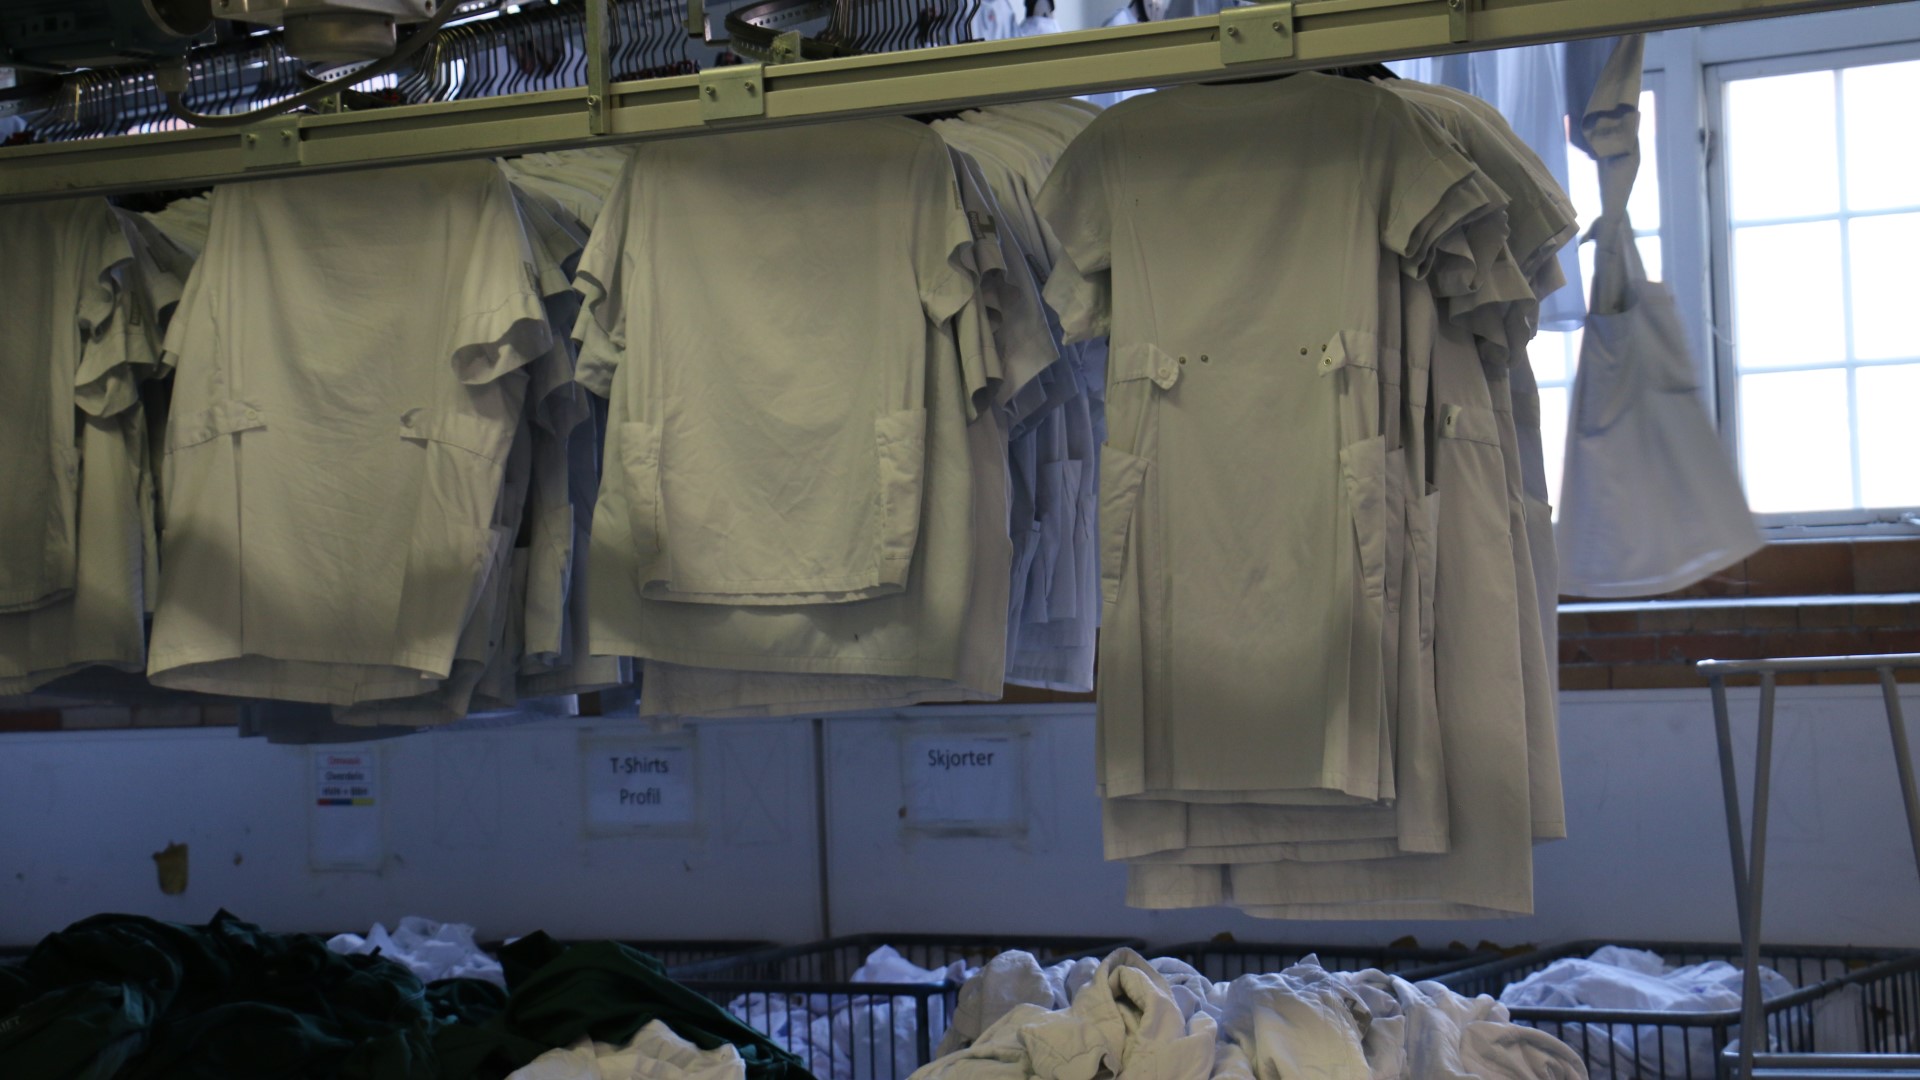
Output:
1560,538,1920,690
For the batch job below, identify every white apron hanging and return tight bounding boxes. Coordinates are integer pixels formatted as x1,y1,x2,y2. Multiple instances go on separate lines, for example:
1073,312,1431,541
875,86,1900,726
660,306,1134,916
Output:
1556,38,1763,598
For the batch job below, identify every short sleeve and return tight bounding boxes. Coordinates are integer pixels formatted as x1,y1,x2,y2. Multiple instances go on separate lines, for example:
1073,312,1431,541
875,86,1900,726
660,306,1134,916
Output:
73,280,147,418
71,204,145,417
1375,93,1495,269
446,169,555,386
913,135,981,326
1034,121,1114,278
955,150,1059,404
1041,242,1110,345
570,152,639,399
1035,122,1116,344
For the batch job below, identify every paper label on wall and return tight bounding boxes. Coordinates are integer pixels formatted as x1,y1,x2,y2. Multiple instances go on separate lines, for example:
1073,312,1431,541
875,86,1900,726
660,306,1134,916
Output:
903,734,1023,829
309,748,383,871
583,739,698,832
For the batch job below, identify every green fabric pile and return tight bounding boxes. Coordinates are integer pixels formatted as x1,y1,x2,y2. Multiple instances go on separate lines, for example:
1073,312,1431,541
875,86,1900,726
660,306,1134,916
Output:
0,912,811,1080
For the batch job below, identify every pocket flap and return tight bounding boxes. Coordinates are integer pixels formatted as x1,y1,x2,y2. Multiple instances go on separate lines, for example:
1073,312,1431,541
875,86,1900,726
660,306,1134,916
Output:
167,399,266,452
399,407,515,463
1436,402,1501,447
1315,330,1379,378
1110,342,1182,391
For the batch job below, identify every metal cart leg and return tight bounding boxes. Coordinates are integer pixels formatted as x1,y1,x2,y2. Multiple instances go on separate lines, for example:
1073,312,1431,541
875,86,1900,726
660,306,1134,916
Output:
1737,672,1778,1080
1878,667,1920,885
1712,674,1753,942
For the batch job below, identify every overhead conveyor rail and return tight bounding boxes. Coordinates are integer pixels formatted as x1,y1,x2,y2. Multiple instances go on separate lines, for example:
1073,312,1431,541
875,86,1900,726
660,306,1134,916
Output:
0,0,1911,203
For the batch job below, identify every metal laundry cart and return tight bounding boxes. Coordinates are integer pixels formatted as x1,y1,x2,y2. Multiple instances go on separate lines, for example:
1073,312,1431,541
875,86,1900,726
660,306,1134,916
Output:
1700,652,1920,1079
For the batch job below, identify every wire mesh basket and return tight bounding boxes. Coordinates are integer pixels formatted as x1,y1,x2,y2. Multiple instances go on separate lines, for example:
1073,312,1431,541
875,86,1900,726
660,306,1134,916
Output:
677,933,1144,1080
1433,940,1920,1080
478,938,774,973
1158,939,1503,982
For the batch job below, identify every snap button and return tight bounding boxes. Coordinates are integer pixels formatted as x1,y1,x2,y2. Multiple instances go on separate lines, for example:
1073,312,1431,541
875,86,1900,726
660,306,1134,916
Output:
1321,356,1335,369
244,410,260,423
1200,355,1210,363
1299,347,1308,356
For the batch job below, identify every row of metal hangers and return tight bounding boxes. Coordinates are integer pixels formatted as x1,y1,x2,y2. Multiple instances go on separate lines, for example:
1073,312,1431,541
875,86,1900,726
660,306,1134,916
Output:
11,0,984,142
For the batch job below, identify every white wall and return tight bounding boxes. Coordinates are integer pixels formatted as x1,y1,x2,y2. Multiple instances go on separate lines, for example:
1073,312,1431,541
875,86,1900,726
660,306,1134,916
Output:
0,717,821,945
3,686,1917,952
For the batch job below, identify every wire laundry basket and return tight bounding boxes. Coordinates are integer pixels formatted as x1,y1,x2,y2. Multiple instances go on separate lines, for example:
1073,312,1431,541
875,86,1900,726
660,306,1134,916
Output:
479,938,775,972
677,933,1143,1080
1159,939,1503,982
1433,940,1920,1080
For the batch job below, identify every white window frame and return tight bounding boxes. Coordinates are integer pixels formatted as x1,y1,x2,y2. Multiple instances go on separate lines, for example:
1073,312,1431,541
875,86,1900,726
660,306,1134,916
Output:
1647,6,1920,538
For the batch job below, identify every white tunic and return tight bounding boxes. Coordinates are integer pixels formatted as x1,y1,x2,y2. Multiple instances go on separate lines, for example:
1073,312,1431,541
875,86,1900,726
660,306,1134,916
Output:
1038,76,1495,807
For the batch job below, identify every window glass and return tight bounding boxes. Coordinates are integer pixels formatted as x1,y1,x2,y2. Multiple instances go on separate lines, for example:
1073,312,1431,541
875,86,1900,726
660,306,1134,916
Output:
1723,58,1920,515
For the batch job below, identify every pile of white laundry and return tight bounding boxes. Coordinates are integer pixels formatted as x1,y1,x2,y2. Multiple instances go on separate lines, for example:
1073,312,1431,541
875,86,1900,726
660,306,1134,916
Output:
326,916,508,989
509,1018,750,1080
1495,944,1863,1079
728,946,976,1080
923,948,1587,1080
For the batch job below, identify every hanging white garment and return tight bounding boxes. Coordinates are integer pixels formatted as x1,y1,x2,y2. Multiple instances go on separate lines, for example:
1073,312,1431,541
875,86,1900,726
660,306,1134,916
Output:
1555,38,1763,598
1040,76,1499,809
147,161,553,705
0,198,136,615
506,1020,749,1080
574,120,975,611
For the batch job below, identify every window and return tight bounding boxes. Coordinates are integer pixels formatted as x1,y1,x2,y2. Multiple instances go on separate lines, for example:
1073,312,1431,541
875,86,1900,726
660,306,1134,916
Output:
1711,51,1920,526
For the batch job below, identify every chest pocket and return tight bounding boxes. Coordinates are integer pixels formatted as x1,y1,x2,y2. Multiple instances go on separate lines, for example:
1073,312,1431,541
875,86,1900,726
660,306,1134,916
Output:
1436,402,1503,449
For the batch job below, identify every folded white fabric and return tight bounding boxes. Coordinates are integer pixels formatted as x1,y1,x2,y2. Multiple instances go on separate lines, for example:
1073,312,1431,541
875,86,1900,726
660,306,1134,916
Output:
326,916,507,989
920,950,1585,1080
507,1019,748,1080
1497,945,1794,1079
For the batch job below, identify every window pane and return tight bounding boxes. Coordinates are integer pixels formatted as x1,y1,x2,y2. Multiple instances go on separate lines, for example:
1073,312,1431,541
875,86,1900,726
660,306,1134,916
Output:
1629,89,1662,231
1739,368,1854,512
1567,133,1603,232
1732,221,1845,370
1848,212,1920,361
1637,234,1664,282
1727,70,1840,221
1843,59,1920,213
1531,329,1580,385
1539,385,1570,513
1856,364,1920,508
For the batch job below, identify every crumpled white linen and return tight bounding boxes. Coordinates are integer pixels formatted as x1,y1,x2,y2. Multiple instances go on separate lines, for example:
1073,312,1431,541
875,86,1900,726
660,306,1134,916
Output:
920,949,1585,1080
1497,945,1795,1079
326,916,507,989
507,1018,749,1080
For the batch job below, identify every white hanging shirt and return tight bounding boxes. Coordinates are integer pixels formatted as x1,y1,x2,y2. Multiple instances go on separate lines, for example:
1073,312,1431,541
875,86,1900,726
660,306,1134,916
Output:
573,118,976,610
148,161,552,704
0,198,137,615
581,120,1011,684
